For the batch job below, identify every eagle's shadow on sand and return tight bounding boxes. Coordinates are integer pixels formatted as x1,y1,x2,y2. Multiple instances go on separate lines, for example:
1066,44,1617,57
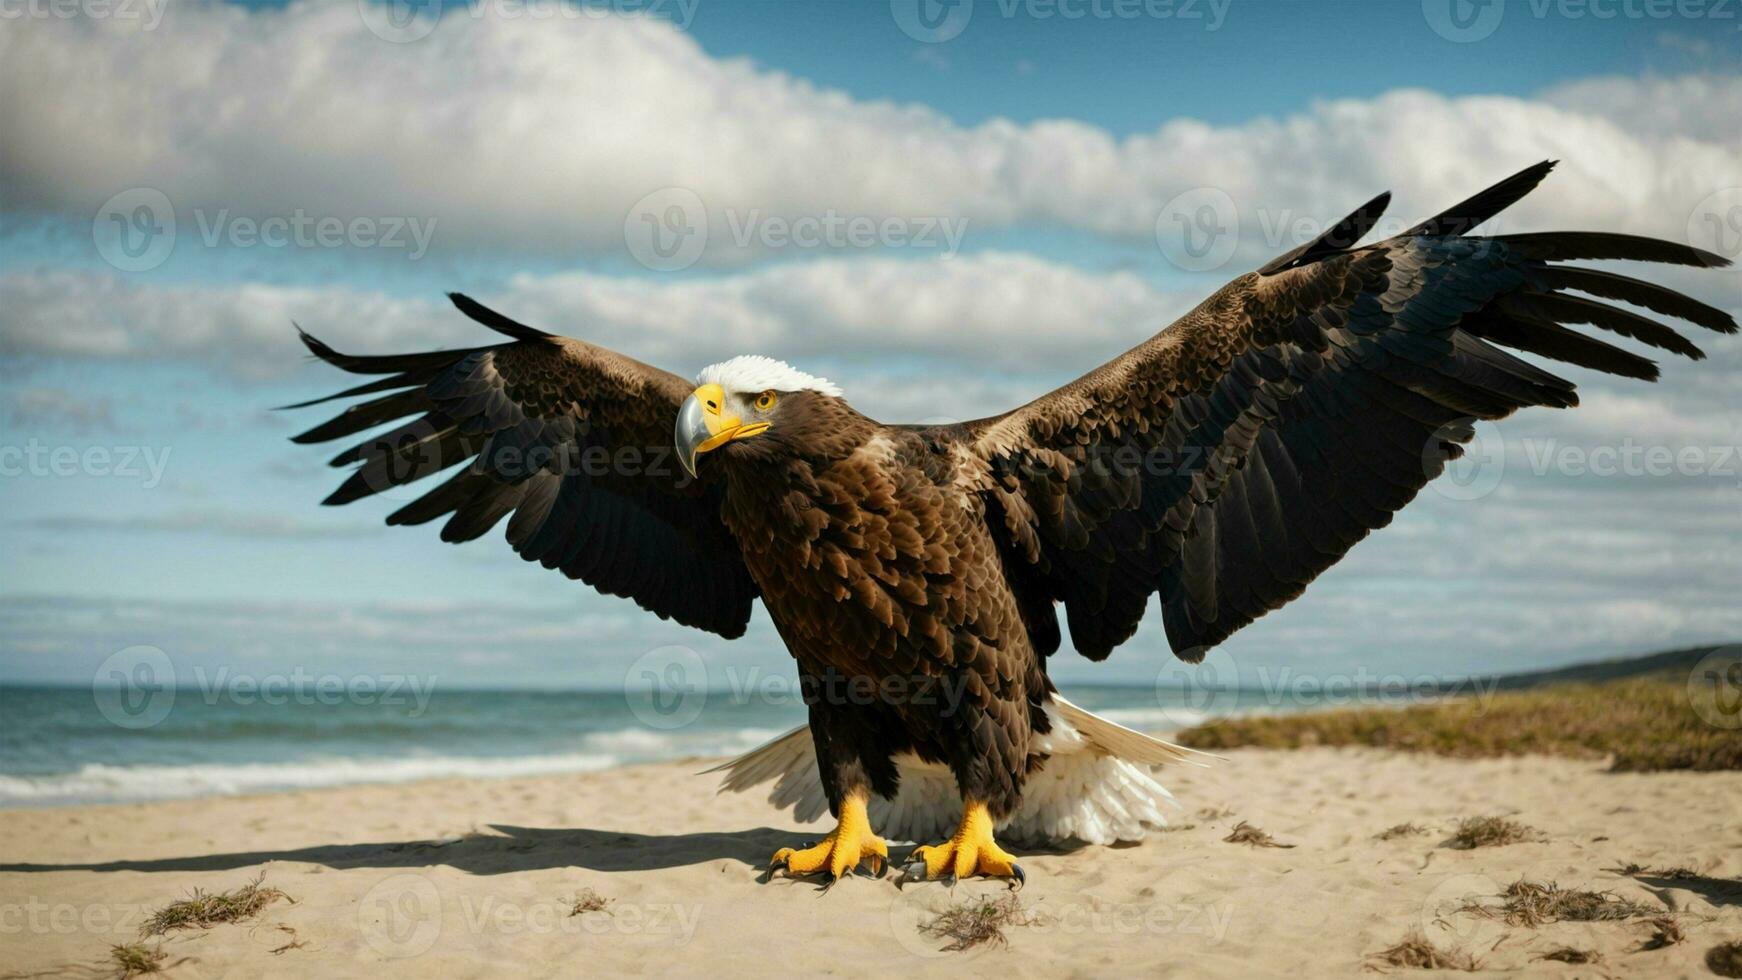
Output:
0,824,1094,878
0,825,792,876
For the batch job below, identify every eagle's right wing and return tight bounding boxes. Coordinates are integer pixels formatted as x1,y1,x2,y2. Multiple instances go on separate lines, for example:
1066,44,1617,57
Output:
962,161,1734,663
287,293,759,638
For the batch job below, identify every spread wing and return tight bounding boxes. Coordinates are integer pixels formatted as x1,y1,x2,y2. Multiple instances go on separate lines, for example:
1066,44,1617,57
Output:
964,161,1735,662
287,293,759,638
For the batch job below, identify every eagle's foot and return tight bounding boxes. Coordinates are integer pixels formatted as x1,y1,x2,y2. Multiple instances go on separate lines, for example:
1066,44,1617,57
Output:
903,800,1024,887
769,789,887,881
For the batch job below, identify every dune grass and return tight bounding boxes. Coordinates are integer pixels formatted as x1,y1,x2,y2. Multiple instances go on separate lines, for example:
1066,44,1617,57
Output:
1445,816,1543,850
1461,879,1657,927
109,942,166,978
918,893,1028,952
1175,675,1741,771
1374,822,1429,841
1639,916,1686,951
1365,931,1480,972
567,889,612,916
1222,820,1294,848
141,873,288,936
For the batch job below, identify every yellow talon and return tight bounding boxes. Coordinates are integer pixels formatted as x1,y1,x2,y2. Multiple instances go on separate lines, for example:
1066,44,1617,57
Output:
769,789,887,880
907,800,1024,884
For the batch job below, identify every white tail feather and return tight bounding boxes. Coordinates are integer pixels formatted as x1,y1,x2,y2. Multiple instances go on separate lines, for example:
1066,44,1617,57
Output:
704,696,1214,846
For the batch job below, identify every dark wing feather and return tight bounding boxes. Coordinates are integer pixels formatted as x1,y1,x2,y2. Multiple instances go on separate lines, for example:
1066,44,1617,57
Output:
289,294,758,638
964,161,1733,661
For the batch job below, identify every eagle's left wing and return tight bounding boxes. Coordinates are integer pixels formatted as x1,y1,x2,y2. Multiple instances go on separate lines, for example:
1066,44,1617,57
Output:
961,162,1734,662
287,293,760,638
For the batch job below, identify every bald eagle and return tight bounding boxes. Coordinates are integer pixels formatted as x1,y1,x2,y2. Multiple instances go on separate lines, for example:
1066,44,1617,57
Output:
291,162,1733,883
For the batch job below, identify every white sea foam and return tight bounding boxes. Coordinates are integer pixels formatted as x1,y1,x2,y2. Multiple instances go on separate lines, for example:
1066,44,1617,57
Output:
0,726,792,808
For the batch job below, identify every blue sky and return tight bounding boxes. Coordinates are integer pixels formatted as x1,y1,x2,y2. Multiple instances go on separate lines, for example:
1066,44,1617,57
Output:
1,0,1739,691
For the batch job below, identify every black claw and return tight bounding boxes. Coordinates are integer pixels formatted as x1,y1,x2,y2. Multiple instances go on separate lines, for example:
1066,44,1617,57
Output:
873,860,890,880
1009,864,1026,890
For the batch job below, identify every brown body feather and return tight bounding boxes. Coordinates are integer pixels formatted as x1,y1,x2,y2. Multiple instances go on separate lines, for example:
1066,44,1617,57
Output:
290,163,1733,820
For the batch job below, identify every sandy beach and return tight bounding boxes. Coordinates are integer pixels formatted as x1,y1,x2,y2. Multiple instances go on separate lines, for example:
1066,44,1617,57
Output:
3,747,1737,978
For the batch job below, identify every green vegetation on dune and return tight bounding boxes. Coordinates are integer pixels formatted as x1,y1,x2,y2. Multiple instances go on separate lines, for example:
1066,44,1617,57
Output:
1175,674,1742,771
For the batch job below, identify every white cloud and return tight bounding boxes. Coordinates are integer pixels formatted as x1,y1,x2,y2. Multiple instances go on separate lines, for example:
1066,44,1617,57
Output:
0,254,1194,409
0,4,1736,263
1542,72,1742,145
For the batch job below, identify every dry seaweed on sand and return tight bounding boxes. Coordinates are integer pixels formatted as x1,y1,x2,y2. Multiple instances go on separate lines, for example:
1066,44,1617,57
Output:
1445,815,1543,849
1709,940,1742,979
1223,820,1295,848
267,923,306,955
1614,861,1702,879
109,942,166,978
141,872,289,936
1461,879,1656,927
1364,931,1480,972
1538,947,1600,965
1637,916,1686,951
1375,822,1429,841
918,893,1028,952
567,889,612,916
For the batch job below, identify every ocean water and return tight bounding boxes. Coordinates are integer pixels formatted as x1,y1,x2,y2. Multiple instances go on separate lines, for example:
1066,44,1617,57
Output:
0,683,1256,808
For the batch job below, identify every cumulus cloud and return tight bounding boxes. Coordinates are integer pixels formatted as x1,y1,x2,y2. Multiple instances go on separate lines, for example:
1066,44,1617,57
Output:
0,254,1195,401
0,4,1736,264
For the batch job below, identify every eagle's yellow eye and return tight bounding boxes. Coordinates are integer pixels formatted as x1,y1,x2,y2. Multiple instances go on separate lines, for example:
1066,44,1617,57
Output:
755,390,778,411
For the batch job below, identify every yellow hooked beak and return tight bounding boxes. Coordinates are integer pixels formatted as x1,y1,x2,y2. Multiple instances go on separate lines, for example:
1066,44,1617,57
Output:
675,383,771,478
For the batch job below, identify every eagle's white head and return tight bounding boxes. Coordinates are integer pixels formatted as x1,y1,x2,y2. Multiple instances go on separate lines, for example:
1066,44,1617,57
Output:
675,356,843,477
695,356,842,399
